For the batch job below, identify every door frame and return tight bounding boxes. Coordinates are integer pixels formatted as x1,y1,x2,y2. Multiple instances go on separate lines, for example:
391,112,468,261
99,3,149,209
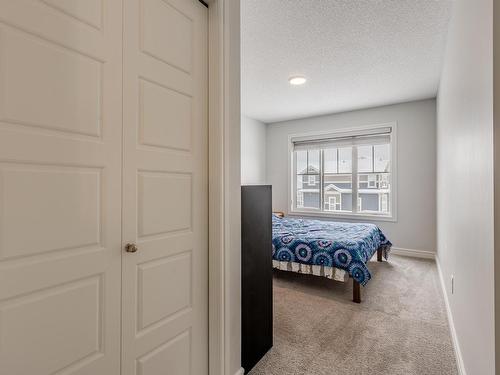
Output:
206,1,242,375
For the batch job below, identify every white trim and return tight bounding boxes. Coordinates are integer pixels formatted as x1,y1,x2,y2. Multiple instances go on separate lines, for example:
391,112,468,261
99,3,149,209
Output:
287,210,397,223
233,368,245,375
390,247,436,259
436,258,467,375
208,2,225,374
208,1,241,375
351,143,359,214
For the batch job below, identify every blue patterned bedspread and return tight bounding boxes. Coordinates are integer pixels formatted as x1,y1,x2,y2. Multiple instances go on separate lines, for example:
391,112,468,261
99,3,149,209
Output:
272,215,392,286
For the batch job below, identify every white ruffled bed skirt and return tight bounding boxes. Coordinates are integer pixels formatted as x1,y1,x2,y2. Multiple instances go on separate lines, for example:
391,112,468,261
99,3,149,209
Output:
272,260,347,282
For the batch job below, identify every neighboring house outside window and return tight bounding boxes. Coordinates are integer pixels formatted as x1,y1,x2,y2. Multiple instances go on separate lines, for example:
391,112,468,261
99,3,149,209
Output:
290,124,396,220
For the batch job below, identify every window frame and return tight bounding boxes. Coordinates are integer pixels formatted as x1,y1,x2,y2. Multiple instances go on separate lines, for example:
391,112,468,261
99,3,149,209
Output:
288,123,398,222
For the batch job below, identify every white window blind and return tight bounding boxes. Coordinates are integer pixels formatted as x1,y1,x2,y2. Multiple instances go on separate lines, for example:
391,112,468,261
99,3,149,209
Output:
291,127,392,151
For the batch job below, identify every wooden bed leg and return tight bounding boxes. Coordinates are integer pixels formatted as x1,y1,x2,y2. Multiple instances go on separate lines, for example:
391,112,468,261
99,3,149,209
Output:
353,279,361,303
377,248,383,262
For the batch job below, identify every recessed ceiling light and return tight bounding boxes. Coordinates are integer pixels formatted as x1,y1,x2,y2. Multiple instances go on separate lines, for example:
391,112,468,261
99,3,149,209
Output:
288,76,307,85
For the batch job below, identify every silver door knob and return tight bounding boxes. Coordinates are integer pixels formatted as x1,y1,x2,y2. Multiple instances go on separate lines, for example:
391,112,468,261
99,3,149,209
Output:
125,243,138,253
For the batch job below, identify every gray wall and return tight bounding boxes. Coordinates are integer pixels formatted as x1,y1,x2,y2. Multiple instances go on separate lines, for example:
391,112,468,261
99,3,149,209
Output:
266,99,437,253
437,0,495,373
241,115,267,184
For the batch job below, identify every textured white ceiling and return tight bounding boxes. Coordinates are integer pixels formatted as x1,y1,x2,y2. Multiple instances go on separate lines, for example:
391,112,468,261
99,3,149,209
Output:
241,0,453,123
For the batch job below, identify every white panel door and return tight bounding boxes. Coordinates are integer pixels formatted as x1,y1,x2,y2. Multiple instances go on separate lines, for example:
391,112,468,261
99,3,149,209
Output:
0,1,122,374
121,1,208,374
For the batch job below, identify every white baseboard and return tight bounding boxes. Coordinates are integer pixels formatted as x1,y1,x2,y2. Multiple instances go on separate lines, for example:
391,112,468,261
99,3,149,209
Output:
436,257,466,375
234,367,245,375
390,247,436,259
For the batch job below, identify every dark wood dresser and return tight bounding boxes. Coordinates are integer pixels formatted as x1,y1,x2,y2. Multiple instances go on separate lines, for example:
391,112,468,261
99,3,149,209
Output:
241,185,273,373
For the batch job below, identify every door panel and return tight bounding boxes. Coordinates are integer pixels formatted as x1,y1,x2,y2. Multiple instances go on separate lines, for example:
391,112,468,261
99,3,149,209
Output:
137,171,192,237
0,276,102,375
122,1,208,375
141,0,193,73
0,27,102,136
137,252,192,331
39,0,103,30
136,330,191,375
0,0,122,374
1,164,101,259
139,79,192,151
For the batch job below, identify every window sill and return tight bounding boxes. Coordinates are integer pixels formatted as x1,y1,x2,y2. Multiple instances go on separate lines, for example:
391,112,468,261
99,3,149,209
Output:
287,210,397,223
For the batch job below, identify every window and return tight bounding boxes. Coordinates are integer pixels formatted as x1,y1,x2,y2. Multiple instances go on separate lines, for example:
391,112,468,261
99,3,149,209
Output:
325,195,341,212
295,149,321,209
291,125,395,219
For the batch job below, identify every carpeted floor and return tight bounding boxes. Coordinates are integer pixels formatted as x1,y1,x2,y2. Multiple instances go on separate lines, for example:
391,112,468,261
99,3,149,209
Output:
248,255,458,375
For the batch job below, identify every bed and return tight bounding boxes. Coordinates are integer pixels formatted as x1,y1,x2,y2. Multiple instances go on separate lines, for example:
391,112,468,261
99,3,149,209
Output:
272,214,392,303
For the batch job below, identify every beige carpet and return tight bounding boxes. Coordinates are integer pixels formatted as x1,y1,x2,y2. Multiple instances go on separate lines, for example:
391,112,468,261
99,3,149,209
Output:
248,255,458,375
